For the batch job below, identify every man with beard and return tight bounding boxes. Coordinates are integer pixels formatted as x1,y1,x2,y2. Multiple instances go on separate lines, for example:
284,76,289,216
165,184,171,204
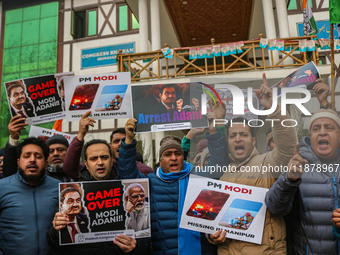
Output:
0,137,60,255
124,183,150,238
3,116,72,182
46,135,73,182
59,187,89,244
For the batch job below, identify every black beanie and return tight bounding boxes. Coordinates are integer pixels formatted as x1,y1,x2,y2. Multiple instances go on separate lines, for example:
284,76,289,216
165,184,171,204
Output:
46,134,69,148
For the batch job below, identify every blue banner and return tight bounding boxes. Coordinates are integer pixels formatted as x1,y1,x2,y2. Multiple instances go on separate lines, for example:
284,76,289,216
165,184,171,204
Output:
297,20,339,39
81,42,135,69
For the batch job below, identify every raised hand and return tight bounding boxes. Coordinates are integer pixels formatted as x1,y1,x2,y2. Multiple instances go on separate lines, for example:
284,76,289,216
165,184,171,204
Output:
255,73,273,110
77,111,96,141
176,99,183,112
287,143,308,182
313,79,329,108
8,115,28,140
125,118,137,144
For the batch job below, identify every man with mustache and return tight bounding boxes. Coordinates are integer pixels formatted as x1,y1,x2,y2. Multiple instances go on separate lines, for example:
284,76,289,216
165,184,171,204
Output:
3,118,72,182
266,109,340,255
59,187,89,244
124,183,150,238
0,137,60,255
7,80,35,118
206,74,297,254
49,111,148,254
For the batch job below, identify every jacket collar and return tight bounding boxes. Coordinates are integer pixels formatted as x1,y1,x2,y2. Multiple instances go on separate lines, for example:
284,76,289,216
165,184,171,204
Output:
16,171,47,187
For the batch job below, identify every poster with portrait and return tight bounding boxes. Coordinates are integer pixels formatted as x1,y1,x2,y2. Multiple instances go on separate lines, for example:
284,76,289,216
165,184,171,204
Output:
179,175,268,244
64,73,132,121
58,179,150,245
29,126,76,144
272,61,320,94
131,82,208,132
4,73,72,125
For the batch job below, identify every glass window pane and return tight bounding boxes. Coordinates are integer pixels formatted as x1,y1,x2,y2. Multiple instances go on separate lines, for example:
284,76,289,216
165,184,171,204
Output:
288,0,297,10
22,20,39,45
88,10,97,36
41,2,58,18
132,14,139,30
20,70,40,79
21,45,38,71
2,48,20,74
4,23,22,48
40,16,58,42
38,42,57,69
119,5,128,31
23,5,40,21
5,9,23,24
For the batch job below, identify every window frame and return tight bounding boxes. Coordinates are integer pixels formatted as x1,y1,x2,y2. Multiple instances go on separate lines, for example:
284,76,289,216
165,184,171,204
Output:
116,2,139,34
71,7,98,39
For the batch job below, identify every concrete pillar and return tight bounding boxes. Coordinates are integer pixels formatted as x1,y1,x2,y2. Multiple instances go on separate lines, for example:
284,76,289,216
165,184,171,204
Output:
150,0,162,77
140,133,153,167
262,0,279,65
138,0,149,52
154,131,165,163
275,0,293,64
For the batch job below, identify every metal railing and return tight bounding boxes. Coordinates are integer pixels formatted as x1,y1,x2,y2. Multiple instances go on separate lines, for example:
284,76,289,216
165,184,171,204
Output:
117,35,319,82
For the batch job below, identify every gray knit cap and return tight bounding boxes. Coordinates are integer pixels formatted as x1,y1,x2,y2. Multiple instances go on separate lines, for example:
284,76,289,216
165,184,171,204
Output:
159,136,184,157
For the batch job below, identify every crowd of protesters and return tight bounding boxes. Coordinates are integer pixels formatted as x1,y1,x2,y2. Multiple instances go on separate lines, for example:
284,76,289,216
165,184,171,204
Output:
1,75,340,255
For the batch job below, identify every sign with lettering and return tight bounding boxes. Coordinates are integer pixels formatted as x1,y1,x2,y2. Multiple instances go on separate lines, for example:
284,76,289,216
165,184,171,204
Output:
64,72,132,121
59,179,150,245
180,175,267,244
81,43,135,69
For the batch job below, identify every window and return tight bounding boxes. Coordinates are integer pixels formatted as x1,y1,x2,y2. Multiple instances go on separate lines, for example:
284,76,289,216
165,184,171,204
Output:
1,2,59,147
72,9,97,39
117,3,139,32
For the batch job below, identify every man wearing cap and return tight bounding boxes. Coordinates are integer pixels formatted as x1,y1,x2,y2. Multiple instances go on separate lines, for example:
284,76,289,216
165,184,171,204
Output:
265,109,340,254
45,134,72,181
118,118,216,255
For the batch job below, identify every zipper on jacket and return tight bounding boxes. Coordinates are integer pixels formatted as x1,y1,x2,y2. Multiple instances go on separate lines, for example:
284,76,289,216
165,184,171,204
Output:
33,187,40,255
333,177,340,255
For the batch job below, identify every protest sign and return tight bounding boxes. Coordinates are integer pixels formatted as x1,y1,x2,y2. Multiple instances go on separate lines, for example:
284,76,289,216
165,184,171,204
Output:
29,126,76,144
5,73,69,125
64,73,132,121
179,175,268,244
131,82,208,132
272,61,320,93
59,179,150,245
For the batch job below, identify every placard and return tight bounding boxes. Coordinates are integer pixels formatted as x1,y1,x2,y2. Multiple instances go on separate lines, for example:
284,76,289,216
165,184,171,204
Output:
64,73,132,121
59,179,150,245
179,175,268,244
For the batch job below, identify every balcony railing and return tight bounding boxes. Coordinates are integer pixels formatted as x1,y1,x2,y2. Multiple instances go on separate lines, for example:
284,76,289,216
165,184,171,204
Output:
117,35,319,82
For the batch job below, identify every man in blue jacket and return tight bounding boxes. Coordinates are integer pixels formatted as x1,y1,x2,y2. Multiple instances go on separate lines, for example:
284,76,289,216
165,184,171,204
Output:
0,137,60,255
118,118,217,255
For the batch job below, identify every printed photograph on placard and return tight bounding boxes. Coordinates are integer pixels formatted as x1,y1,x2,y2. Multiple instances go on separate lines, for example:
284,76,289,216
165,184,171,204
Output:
218,199,263,230
186,189,230,221
69,84,100,111
95,85,128,111
131,82,208,132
